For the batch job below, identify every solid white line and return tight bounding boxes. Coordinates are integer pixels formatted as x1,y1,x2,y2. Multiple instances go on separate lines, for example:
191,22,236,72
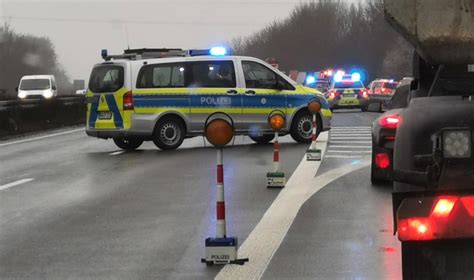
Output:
325,155,368,159
326,150,372,153
330,141,371,144
329,145,372,149
0,178,34,191
216,134,370,280
109,151,125,156
0,128,84,148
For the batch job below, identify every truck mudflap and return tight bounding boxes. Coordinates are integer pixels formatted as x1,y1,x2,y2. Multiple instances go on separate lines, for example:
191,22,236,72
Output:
397,194,474,241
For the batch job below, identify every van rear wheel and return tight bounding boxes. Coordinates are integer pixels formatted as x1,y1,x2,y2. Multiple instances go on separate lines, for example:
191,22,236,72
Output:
153,117,185,150
113,138,143,151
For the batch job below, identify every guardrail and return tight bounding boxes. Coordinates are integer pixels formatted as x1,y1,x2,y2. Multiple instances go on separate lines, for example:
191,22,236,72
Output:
0,95,86,138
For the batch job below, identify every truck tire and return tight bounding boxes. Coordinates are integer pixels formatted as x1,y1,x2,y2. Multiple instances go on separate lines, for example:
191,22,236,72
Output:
290,111,320,143
402,240,474,279
153,116,185,150
249,134,274,144
113,138,143,151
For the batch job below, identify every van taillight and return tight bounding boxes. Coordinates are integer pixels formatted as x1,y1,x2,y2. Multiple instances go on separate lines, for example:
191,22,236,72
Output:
123,91,134,110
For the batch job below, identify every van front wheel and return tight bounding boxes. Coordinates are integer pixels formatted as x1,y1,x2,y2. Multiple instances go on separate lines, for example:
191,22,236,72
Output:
153,117,185,150
290,111,320,143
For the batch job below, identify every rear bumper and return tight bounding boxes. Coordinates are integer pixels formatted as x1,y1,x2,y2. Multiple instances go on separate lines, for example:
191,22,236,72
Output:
369,94,393,102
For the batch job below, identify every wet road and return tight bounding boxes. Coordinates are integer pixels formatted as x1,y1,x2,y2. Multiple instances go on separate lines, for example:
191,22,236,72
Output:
0,109,399,279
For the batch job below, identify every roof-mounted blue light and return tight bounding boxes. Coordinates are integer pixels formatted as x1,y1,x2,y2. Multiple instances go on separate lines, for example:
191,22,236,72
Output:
306,76,316,85
334,71,345,82
209,47,227,56
101,49,108,59
351,72,361,82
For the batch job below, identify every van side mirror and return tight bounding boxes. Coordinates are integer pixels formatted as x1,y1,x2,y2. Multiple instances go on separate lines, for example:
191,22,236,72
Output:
52,86,57,90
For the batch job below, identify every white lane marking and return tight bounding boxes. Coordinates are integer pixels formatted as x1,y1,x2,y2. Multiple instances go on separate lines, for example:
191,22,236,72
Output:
329,145,371,148
326,150,371,153
330,140,371,143
216,154,369,279
0,128,84,148
330,133,371,136
0,178,34,191
109,151,125,156
330,137,371,140
325,155,367,158
332,126,371,129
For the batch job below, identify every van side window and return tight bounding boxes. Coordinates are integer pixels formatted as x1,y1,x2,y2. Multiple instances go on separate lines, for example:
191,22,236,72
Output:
137,63,185,88
189,61,236,88
242,61,293,90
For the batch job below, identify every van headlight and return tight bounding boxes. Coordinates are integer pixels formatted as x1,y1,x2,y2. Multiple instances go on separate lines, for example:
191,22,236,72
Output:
18,91,26,99
43,90,53,99
442,129,471,158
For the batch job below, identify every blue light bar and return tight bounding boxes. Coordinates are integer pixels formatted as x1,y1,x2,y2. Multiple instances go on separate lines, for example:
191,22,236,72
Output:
306,76,316,85
351,72,361,82
209,47,227,56
334,71,344,82
101,49,108,59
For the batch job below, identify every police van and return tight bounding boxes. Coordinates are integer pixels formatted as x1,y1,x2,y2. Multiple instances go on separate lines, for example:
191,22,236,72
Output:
86,48,332,150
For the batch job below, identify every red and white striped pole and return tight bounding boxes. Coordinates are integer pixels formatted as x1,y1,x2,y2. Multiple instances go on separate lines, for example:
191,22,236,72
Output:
306,101,322,161
216,148,226,238
273,131,280,173
310,113,317,150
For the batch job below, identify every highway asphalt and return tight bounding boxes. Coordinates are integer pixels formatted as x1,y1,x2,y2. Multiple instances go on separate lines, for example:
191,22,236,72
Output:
0,109,392,279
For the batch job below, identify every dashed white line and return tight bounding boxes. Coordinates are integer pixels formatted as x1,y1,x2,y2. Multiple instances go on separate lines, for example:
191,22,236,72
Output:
0,128,84,147
331,126,371,129
109,151,125,156
330,137,371,140
0,178,35,191
330,133,371,136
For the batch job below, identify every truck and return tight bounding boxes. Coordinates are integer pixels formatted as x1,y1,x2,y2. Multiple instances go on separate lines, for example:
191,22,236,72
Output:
385,0,474,278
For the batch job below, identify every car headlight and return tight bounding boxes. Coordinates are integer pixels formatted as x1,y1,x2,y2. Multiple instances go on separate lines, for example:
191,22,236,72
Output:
442,129,471,158
18,92,26,99
43,90,53,99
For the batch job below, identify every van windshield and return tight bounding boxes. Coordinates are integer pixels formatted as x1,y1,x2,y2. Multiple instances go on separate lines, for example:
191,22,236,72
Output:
20,79,50,90
89,65,124,93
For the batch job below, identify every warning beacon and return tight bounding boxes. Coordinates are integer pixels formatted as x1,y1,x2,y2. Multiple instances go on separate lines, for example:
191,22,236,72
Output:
201,115,248,266
267,111,286,188
306,101,322,161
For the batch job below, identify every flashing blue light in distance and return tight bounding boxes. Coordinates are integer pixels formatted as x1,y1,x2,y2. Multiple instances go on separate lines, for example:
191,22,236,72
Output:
209,47,227,56
306,76,316,85
351,72,361,82
334,71,345,82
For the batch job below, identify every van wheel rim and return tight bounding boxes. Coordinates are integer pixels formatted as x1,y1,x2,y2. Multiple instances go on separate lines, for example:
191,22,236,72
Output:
298,116,313,138
160,122,180,145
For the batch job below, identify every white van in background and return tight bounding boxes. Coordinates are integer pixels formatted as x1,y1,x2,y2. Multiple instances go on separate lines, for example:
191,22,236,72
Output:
17,75,57,99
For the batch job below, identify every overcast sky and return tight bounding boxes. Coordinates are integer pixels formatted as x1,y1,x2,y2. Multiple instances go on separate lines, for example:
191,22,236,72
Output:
1,0,360,82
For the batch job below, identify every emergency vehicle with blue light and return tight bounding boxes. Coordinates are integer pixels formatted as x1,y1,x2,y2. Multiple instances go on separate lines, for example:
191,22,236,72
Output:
85,47,332,150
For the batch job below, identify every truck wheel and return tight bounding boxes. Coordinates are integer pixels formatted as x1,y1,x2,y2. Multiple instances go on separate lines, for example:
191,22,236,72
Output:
249,134,274,144
153,117,185,150
290,111,320,143
113,138,143,151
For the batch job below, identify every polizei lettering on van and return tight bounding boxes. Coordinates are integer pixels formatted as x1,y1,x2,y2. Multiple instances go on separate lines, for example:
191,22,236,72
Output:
200,96,232,106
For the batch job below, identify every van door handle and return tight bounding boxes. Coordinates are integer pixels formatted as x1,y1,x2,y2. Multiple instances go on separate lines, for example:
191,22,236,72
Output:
245,90,256,95
227,89,238,95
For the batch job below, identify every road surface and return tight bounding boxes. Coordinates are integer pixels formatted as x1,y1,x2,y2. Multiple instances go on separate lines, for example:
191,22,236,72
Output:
0,109,401,279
